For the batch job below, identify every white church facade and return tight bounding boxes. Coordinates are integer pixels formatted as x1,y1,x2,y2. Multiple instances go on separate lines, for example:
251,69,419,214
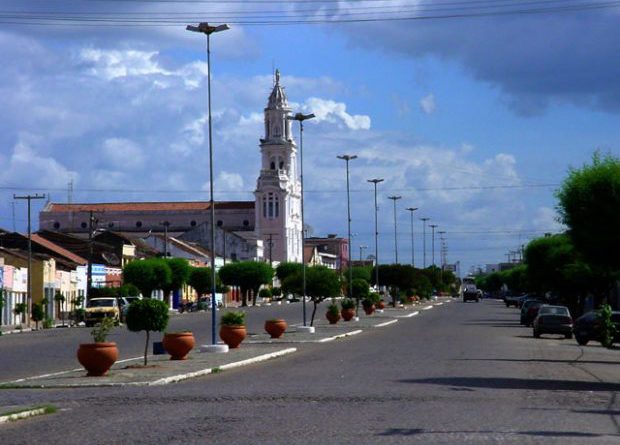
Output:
39,71,303,264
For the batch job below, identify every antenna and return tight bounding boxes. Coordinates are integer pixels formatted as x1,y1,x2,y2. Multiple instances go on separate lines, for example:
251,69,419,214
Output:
68,178,73,204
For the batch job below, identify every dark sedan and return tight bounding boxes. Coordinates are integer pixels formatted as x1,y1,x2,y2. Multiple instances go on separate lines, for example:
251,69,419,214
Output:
533,305,573,339
573,310,620,346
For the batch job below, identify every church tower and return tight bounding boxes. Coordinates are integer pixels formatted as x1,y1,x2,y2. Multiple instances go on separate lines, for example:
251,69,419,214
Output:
254,70,303,263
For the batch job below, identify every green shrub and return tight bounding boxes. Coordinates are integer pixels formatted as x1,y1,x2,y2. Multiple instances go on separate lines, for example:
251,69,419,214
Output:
362,297,374,308
126,299,169,365
259,288,272,300
221,311,245,326
341,298,355,310
31,303,44,329
91,317,115,343
43,317,54,329
599,304,617,348
272,287,282,298
327,303,339,316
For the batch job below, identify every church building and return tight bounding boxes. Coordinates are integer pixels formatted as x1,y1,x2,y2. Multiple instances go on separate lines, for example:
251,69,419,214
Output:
39,71,303,264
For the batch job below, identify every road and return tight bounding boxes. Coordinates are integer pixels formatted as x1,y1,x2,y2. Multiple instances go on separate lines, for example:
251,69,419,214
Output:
1,299,619,444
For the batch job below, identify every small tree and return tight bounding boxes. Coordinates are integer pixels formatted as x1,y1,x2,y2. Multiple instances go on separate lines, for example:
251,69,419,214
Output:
163,258,190,304
282,266,340,326
31,303,44,330
259,288,272,301
219,261,273,306
14,302,27,325
125,299,169,366
54,291,66,326
188,267,212,302
123,259,172,299
351,278,370,314
599,304,617,349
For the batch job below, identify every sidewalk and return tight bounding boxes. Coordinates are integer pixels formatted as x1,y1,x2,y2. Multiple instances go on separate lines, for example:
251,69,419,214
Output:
0,298,451,389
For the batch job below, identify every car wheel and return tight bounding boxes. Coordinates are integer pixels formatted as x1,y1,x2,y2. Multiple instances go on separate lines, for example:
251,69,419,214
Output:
576,336,589,346
533,330,540,338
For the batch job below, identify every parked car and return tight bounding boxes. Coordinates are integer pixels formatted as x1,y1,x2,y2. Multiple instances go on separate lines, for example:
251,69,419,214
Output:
504,295,523,308
84,297,121,327
533,305,573,339
520,300,543,326
573,310,620,346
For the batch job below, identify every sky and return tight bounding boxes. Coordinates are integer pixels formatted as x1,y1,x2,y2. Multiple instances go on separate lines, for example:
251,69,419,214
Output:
1,0,619,275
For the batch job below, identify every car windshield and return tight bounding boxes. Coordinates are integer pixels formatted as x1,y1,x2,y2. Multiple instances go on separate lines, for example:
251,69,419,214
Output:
88,299,115,308
539,306,569,316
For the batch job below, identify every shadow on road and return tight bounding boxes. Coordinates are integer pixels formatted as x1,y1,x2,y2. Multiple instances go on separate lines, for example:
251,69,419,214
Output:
377,428,609,438
454,358,620,366
397,376,620,392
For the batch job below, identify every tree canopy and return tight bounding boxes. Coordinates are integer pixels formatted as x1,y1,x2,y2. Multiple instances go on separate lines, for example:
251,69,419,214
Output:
219,261,274,306
123,258,172,298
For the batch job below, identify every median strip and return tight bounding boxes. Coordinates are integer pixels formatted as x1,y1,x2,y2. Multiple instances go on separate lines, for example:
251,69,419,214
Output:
374,319,398,327
0,405,56,424
318,330,363,342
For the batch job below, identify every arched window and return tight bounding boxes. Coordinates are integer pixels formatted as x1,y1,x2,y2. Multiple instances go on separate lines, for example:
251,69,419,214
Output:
80,222,87,229
270,161,276,170
263,193,280,219
53,222,60,229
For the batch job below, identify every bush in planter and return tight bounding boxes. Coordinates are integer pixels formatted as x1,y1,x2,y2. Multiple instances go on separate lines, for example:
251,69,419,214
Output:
32,303,44,330
221,311,245,326
362,297,374,309
77,317,118,377
126,299,169,366
325,302,340,324
341,298,355,310
220,311,247,348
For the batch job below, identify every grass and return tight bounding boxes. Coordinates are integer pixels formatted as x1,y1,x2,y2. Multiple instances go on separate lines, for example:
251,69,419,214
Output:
0,404,57,420
211,367,222,374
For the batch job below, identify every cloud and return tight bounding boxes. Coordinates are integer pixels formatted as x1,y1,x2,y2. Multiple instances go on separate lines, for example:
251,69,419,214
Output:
303,97,371,130
420,94,436,115
201,171,244,193
337,7,620,115
101,138,144,169
532,207,565,233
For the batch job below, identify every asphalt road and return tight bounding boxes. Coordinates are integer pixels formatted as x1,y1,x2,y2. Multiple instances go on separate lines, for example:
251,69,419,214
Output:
0,301,308,381
1,299,619,445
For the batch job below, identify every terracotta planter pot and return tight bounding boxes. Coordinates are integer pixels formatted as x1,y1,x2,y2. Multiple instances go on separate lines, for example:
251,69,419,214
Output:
341,307,355,321
325,311,340,324
264,319,287,339
77,342,118,377
163,332,195,360
363,304,376,315
219,325,247,348
377,300,386,310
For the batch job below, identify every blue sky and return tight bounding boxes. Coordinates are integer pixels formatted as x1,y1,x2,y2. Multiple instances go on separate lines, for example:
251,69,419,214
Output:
1,0,619,275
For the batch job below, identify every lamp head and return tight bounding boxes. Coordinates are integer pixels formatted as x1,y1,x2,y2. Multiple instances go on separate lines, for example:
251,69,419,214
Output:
186,23,230,35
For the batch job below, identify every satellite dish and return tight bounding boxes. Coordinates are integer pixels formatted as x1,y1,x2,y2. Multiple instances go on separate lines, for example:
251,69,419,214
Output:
101,252,120,266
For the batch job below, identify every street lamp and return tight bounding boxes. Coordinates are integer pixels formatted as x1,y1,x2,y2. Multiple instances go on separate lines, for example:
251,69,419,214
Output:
186,21,230,353
405,207,418,267
337,154,357,306
420,217,430,268
367,178,384,291
288,112,315,331
429,224,438,266
359,244,367,261
387,196,402,264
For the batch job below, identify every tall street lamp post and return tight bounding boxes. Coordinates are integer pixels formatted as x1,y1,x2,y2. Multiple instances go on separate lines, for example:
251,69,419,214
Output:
337,154,357,308
420,217,430,268
387,196,402,264
289,112,315,331
405,207,418,267
186,22,230,352
429,224,438,266
367,178,384,291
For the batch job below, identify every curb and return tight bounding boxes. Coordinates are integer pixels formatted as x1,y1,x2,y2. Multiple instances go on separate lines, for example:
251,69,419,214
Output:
422,305,434,311
373,319,398,328
398,311,419,318
318,330,363,343
149,347,297,386
0,407,51,424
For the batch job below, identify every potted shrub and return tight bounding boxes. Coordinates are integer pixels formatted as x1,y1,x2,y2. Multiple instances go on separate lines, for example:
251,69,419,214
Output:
163,330,195,360
264,318,287,338
341,298,356,321
77,317,118,376
362,297,375,315
325,302,340,324
220,311,246,348
126,299,170,366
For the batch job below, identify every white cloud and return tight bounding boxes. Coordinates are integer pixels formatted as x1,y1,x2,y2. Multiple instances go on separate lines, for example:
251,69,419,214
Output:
304,97,371,130
532,206,565,233
201,171,244,193
420,94,437,115
102,138,144,169
0,141,76,188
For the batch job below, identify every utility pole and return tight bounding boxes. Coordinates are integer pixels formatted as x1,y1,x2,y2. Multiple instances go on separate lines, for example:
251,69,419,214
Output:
429,224,438,266
161,221,170,258
11,202,16,232
337,154,357,304
13,193,46,321
87,210,99,301
420,217,430,268
367,178,384,291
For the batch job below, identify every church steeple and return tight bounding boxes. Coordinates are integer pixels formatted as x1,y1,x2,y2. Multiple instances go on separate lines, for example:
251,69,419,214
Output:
254,69,302,263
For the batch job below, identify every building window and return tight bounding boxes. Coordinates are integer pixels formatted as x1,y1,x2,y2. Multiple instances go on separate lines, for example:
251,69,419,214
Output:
80,222,87,229
243,219,249,227
270,161,276,170
217,220,223,227
53,222,60,229
108,222,114,228
263,193,279,219
190,220,197,227
136,221,143,228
